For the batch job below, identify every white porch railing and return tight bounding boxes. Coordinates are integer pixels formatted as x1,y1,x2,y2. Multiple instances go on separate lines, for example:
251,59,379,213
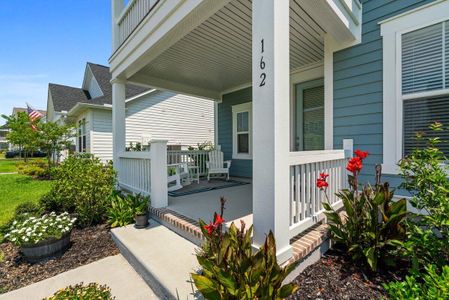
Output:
289,150,349,238
167,150,210,177
118,151,151,195
116,0,159,47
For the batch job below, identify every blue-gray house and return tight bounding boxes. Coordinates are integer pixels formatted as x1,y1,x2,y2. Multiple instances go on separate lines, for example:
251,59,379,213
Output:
109,0,449,264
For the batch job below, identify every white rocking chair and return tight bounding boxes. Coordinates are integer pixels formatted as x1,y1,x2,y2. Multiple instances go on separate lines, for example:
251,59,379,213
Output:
206,150,231,181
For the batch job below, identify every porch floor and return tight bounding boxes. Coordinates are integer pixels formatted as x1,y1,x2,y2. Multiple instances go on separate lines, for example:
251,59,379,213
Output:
167,178,253,228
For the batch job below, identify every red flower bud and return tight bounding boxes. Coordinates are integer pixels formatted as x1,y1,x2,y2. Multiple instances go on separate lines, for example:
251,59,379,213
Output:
346,157,363,174
354,149,369,160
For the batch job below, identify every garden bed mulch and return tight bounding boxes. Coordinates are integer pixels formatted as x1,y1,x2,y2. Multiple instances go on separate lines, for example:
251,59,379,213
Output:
288,249,406,300
0,224,119,294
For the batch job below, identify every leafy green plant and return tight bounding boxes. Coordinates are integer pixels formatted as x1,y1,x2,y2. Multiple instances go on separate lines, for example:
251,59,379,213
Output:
5,212,76,246
44,282,115,300
106,192,150,227
192,198,299,299
40,154,116,227
384,264,449,300
17,159,51,179
398,122,449,271
320,151,407,271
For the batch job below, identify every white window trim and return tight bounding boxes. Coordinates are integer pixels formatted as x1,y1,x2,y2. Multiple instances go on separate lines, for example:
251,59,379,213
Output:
232,102,252,159
380,0,449,174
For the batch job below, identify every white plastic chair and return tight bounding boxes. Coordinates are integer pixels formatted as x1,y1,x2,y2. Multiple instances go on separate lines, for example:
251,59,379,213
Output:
206,150,231,181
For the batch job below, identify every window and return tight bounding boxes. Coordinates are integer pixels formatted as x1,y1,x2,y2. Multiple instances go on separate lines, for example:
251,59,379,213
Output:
232,102,252,159
381,1,449,174
402,21,449,157
78,119,86,153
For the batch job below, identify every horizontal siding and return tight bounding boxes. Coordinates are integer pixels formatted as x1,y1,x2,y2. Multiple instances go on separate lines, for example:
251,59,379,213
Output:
126,91,214,147
92,109,113,162
218,87,252,178
333,0,435,188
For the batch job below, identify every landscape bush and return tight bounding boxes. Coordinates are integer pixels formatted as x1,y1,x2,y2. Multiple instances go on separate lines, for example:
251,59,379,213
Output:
192,198,299,299
106,192,150,228
40,154,116,227
44,282,114,300
320,151,407,271
17,159,50,179
384,264,449,300
398,122,449,271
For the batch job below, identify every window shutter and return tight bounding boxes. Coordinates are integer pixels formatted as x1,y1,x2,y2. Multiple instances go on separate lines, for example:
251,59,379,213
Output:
402,23,444,94
403,95,449,156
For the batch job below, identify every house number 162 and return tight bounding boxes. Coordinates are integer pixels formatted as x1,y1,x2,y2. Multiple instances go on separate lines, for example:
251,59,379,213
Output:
259,39,266,87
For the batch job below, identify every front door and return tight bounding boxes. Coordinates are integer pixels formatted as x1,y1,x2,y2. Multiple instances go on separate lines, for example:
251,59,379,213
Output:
295,79,325,151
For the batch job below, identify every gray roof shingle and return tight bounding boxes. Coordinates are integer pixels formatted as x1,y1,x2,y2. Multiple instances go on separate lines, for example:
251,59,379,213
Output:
49,63,149,112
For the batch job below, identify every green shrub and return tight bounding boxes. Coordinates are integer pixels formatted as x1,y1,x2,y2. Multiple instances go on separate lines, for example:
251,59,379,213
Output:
321,152,407,271
192,198,299,299
44,282,114,300
106,192,149,228
40,154,116,227
384,265,449,300
398,122,449,271
17,159,50,179
14,201,42,217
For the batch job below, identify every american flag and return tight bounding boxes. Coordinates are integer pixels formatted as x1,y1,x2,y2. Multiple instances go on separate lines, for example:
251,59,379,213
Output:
27,104,43,130
27,104,43,122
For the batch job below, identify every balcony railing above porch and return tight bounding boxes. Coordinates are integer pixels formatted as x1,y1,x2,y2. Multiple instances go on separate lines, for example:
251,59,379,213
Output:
113,0,160,49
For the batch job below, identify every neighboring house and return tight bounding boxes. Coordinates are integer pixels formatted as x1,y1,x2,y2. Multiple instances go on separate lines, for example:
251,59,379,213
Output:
0,124,9,150
109,0,448,267
48,63,214,162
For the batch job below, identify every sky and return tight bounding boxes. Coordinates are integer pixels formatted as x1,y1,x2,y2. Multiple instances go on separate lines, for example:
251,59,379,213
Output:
0,0,111,125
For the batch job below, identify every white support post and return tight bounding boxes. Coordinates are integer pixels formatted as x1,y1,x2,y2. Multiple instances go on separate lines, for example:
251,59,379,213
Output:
150,139,168,208
112,79,126,173
111,0,124,50
252,0,292,263
324,35,335,150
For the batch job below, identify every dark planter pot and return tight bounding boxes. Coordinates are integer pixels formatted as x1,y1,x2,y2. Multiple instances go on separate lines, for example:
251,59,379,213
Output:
134,213,149,229
21,232,71,263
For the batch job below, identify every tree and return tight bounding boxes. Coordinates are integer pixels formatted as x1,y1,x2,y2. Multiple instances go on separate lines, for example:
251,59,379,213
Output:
1,112,39,161
36,121,75,168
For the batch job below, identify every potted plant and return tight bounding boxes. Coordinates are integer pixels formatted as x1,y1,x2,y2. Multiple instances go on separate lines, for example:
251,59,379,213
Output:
133,194,150,229
5,212,76,262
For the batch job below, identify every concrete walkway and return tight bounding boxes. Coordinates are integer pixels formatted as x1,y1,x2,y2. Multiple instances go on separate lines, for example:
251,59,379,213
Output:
0,255,157,300
112,221,202,299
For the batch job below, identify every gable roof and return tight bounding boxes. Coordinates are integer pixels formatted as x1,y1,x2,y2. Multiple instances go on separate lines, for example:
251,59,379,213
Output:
84,63,148,106
48,83,90,112
49,63,149,114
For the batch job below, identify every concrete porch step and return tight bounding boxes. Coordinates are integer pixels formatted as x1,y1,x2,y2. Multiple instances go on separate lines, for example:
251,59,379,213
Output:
111,221,202,300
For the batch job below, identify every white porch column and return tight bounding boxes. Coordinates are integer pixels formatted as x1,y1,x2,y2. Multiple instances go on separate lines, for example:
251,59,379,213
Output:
252,0,292,263
112,79,126,172
150,139,168,208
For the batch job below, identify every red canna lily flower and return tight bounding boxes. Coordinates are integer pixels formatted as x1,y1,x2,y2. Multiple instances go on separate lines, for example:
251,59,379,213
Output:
354,149,369,160
204,222,215,235
316,178,329,189
346,157,363,174
320,173,329,179
214,214,225,226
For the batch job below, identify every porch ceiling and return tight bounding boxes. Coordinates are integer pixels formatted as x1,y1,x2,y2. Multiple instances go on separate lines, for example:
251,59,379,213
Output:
129,0,325,98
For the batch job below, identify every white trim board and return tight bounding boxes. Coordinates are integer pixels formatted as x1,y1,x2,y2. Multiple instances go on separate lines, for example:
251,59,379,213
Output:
380,0,449,174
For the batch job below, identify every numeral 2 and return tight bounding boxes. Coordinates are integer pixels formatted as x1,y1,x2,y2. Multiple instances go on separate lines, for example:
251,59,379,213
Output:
260,73,266,87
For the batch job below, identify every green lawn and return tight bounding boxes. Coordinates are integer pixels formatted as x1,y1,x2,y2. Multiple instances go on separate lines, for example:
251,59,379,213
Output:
0,174,52,226
0,159,18,173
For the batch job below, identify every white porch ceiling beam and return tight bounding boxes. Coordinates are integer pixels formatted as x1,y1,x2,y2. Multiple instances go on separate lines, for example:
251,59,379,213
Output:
298,0,362,45
128,73,221,101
